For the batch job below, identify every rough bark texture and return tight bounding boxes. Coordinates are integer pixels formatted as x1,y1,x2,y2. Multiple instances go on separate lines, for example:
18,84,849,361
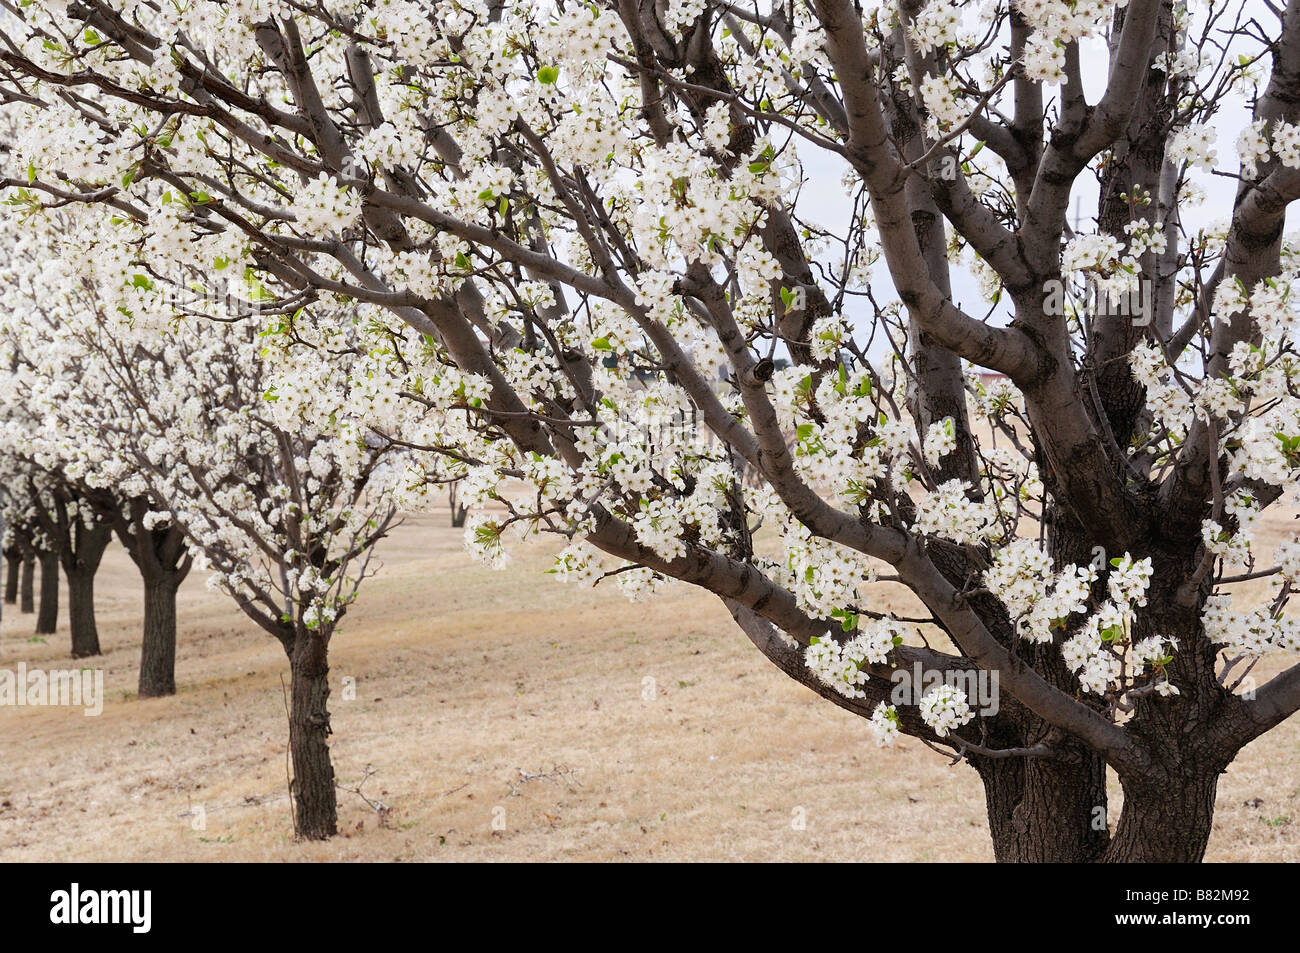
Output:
66,568,100,658
137,572,181,697
1104,773,1220,862
4,553,18,604
116,505,192,698
977,747,1111,862
35,550,58,635
19,552,34,615
288,629,337,840
61,520,111,659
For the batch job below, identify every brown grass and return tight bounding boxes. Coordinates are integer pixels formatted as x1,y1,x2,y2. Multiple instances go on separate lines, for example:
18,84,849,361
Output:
0,511,1296,861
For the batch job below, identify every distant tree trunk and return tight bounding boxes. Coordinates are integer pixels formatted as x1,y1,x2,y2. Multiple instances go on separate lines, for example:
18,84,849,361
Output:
19,552,35,614
67,568,100,657
63,521,111,658
35,550,58,634
287,627,338,839
449,484,467,528
138,570,182,696
116,503,193,698
3,552,18,604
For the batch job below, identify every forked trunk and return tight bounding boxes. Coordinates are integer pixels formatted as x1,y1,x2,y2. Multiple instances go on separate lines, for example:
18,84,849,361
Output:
67,568,100,657
35,551,58,634
288,629,337,840
972,520,1227,862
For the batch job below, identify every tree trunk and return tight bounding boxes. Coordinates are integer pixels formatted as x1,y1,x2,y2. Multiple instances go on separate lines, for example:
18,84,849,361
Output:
4,554,17,604
35,551,58,634
19,553,34,614
66,568,100,657
449,485,467,528
138,572,181,697
1102,772,1219,862
976,746,1111,862
288,630,337,839
117,509,192,699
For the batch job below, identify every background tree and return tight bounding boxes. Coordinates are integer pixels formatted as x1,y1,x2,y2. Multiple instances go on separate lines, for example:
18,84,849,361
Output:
4,541,19,605
0,220,414,836
90,317,405,839
30,482,114,658
0,457,63,639
110,496,192,698
2,519,36,615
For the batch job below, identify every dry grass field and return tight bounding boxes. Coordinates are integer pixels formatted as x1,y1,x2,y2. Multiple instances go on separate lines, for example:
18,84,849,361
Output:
0,510,1297,862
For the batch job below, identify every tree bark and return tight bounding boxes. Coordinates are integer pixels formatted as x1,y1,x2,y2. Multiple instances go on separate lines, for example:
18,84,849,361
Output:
1102,772,1219,862
117,507,192,699
66,568,100,657
288,629,337,839
449,485,467,527
138,571,181,697
3,553,17,604
61,520,111,658
976,747,1111,862
35,551,58,634
19,552,34,614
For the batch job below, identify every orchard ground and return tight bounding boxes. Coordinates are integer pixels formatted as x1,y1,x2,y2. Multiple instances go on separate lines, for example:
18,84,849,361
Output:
1,510,1296,862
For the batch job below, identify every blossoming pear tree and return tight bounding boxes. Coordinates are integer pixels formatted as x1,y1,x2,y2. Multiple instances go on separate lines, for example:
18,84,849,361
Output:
0,233,192,692
0,433,116,657
81,312,409,840
0,215,420,839
3,0,1300,860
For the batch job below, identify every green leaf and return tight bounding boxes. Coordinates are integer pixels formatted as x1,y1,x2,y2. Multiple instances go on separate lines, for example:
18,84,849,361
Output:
590,336,612,351
537,66,559,85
